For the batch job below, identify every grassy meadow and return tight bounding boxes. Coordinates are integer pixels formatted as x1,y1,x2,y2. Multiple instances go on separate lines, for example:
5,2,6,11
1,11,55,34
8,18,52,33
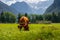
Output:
0,23,60,40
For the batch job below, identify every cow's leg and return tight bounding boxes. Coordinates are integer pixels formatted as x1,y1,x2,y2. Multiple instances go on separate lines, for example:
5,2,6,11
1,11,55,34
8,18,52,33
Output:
24,25,29,31
18,25,22,30
20,26,22,30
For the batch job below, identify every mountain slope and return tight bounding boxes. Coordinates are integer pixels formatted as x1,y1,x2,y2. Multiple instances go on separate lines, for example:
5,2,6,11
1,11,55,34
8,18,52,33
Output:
0,1,18,14
28,1,53,14
45,0,60,14
11,1,32,14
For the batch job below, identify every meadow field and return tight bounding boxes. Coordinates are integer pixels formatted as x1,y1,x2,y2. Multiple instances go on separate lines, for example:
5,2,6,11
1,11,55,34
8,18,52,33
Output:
0,23,60,40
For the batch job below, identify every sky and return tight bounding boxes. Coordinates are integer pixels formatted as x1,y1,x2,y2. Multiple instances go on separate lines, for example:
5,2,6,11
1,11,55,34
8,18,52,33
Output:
0,0,53,5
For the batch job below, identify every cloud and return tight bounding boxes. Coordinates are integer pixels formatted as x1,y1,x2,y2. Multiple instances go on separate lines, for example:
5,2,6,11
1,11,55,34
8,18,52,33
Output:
0,0,49,5
40,0,49,1
6,0,16,5
16,0,49,3
0,0,16,5
0,0,13,2
1,0,49,4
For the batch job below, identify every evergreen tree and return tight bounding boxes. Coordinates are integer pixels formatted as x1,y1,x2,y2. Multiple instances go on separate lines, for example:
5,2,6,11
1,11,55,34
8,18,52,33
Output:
45,14,52,21
1,12,5,23
0,12,16,23
51,12,57,23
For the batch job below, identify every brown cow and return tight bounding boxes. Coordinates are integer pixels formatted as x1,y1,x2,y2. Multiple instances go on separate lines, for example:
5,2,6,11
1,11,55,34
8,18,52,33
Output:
18,15,29,31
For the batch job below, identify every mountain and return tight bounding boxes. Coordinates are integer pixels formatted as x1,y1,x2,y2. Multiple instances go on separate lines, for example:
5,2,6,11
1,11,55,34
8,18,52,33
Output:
11,1,32,14
35,1,51,14
0,1,53,14
45,0,60,14
28,1,53,14
0,1,18,14
11,1,53,14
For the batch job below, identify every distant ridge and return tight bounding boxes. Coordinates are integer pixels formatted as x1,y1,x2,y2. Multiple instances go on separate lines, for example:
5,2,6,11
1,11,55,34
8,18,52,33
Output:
10,1,32,14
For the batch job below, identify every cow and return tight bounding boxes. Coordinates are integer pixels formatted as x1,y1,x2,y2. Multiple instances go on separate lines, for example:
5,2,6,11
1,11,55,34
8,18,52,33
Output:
18,14,29,31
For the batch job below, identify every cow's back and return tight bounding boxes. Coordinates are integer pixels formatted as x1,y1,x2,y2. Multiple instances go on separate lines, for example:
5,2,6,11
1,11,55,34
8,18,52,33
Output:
20,16,29,24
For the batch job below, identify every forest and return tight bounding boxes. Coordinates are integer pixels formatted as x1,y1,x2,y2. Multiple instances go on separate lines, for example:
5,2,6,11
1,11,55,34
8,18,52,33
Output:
0,11,60,23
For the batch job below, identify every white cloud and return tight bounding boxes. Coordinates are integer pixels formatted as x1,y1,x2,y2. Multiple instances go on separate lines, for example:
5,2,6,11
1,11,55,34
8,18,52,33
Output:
0,0,49,5
40,0,49,1
18,0,49,3
25,0,39,3
26,0,49,3
6,0,16,5
0,0,16,5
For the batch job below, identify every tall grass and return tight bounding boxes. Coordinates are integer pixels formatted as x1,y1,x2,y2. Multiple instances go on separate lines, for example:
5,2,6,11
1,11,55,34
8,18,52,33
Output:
0,23,60,40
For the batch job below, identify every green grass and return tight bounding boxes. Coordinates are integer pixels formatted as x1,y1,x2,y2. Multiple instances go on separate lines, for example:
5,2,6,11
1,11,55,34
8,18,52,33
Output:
0,23,60,40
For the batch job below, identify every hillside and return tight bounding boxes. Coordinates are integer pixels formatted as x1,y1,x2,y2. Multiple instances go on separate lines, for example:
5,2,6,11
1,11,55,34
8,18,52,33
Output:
11,1,32,14
45,0,60,14
0,1,18,14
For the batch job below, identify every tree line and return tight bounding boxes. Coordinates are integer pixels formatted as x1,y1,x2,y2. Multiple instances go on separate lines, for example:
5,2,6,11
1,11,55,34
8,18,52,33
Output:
0,12,16,23
44,12,60,23
18,12,60,23
0,11,60,23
